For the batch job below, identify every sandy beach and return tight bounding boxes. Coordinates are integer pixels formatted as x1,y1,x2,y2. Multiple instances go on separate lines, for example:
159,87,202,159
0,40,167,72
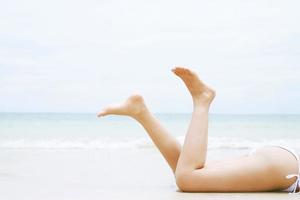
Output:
0,148,297,200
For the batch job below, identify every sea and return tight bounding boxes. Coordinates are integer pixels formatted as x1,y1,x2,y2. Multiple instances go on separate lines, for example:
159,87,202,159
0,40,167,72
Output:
0,113,299,152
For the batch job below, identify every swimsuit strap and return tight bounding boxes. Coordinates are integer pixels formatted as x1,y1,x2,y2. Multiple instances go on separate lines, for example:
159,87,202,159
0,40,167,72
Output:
284,148,300,193
286,174,300,193
275,145,300,193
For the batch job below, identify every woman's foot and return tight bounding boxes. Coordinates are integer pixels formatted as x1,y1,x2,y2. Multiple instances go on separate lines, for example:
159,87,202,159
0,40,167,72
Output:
172,66,215,106
97,94,148,119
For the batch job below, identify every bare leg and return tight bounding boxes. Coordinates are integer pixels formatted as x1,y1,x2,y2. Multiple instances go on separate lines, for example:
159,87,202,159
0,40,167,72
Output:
172,67,215,172
171,67,298,192
98,67,298,192
97,95,181,173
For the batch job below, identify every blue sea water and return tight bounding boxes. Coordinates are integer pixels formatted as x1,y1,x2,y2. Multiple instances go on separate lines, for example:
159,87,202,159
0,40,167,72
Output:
0,113,299,151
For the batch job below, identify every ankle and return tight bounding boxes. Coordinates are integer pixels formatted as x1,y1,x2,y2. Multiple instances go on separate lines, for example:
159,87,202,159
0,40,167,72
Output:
131,106,150,121
192,89,215,105
193,103,210,112
193,98,211,107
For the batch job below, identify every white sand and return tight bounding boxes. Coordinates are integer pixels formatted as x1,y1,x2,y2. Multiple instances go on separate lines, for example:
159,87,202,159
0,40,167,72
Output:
0,148,297,200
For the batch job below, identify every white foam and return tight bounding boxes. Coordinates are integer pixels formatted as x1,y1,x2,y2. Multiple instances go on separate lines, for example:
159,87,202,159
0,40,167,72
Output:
0,136,299,151
0,138,149,149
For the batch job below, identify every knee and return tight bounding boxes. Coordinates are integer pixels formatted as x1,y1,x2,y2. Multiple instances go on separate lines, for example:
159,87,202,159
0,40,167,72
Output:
175,170,195,192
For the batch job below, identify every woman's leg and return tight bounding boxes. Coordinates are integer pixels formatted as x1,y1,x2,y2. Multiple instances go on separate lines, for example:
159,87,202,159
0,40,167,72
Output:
172,67,296,192
171,67,215,173
97,95,181,173
98,67,298,192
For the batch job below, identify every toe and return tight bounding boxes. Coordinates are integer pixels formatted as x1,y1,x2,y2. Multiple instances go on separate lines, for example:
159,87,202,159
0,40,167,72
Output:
172,67,186,75
97,107,112,117
171,68,181,75
97,111,106,117
172,70,180,76
175,66,189,72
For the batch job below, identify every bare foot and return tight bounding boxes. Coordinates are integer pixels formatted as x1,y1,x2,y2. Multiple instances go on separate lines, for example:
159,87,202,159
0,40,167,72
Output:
97,94,148,119
172,66,215,106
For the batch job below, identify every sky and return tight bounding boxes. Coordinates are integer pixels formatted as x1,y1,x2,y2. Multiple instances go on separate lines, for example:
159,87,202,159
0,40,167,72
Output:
1,0,300,114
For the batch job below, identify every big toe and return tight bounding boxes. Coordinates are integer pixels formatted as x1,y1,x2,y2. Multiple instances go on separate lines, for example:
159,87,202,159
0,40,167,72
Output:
97,109,108,117
97,106,115,117
172,67,195,77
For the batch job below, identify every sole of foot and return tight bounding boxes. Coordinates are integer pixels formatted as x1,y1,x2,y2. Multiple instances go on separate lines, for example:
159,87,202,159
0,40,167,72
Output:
97,94,148,118
172,66,215,105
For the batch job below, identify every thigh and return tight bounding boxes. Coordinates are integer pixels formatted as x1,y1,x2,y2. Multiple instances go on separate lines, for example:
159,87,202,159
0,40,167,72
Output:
186,147,298,192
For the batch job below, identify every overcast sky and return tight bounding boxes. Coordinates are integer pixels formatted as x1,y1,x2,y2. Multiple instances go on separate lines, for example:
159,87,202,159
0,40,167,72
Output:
1,0,300,113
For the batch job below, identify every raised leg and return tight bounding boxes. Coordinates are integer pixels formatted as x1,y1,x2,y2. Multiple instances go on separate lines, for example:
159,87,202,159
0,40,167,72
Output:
172,67,293,192
172,67,215,172
98,67,297,192
97,95,181,173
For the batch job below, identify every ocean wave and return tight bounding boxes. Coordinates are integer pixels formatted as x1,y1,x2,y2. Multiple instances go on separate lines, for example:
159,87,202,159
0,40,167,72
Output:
0,137,299,151
0,138,149,149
